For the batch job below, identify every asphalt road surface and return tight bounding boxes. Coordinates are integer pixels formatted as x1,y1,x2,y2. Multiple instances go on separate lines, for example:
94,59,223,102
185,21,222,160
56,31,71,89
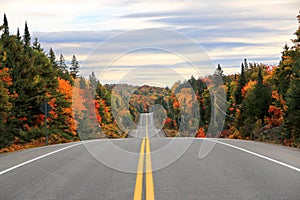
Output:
1,113,300,199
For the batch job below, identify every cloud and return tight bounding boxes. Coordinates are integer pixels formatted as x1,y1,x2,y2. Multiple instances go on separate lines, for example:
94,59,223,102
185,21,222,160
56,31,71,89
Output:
2,0,298,86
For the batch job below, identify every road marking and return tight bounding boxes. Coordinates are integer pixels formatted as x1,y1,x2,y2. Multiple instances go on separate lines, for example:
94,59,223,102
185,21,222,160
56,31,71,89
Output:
146,138,155,200
134,114,155,200
0,143,81,175
216,140,300,173
145,114,155,199
133,138,146,200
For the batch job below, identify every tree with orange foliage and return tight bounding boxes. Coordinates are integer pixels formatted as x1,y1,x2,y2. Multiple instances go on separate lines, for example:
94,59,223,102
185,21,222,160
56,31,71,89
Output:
196,127,206,138
0,67,13,148
53,78,77,136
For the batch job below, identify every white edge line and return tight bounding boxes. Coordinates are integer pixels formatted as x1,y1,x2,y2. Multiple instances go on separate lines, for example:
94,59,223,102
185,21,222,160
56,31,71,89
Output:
215,140,300,173
0,143,81,175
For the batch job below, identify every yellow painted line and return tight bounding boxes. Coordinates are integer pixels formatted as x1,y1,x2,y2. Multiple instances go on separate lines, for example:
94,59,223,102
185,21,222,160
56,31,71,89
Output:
133,114,155,200
133,138,145,200
146,138,155,200
145,114,155,200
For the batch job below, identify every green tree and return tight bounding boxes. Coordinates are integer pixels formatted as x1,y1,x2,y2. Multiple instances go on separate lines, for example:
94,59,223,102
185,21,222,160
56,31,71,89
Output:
244,58,248,70
284,78,300,146
1,14,9,37
70,55,79,79
242,68,271,137
57,54,72,83
33,38,42,52
58,54,67,72
234,63,246,105
23,21,31,47
281,11,300,146
48,47,56,67
16,28,21,41
244,68,271,120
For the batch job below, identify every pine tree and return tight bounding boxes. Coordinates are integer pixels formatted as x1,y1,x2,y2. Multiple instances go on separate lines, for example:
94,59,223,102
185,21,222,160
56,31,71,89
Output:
244,58,248,70
254,68,271,120
2,14,9,36
282,11,300,146
284,78,300,146
16,28,21,41
58,54,67,72
32,38,42,51
89,71,98,91
1,14,10,48
48,47,56,66
214,64,225,82
241,67,271,137
23,21,31,47
216,64,223,76
70,55,79,79
57,54,72,84
234,63,246,105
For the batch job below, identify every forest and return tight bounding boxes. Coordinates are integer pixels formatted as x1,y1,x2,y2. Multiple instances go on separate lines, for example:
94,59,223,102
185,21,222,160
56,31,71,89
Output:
0,12,299,152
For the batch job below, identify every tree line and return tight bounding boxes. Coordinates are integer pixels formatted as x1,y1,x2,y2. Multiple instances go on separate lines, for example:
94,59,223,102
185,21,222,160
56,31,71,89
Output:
125,12,300,147
0,12,299,151
0,14,122,151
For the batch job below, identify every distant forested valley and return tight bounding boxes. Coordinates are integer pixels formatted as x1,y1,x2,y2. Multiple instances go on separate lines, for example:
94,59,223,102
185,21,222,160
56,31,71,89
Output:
0,12,300,152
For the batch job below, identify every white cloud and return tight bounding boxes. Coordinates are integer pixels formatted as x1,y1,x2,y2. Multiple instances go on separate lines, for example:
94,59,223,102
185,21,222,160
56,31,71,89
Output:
1,0,299,85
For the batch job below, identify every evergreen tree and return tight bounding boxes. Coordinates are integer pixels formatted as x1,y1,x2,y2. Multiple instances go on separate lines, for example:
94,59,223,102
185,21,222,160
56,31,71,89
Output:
1,14,10,48
214,64,225,82
70,55,79,79
284,78,300,145
2,14,9,36
243,68,271,134
216,64,224,76
16,28,21,41
273,44,293,97
23,21,31,47
282,11,300,146
48,47,56,66
234,63,246,105
244,58,248,70
32,38,42,52
58,54,67,72
57,54,72,83
89,71,98,91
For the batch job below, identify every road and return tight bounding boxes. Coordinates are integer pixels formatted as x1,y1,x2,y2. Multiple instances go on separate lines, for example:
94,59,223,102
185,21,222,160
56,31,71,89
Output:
0,113,300,199
128,113,166,138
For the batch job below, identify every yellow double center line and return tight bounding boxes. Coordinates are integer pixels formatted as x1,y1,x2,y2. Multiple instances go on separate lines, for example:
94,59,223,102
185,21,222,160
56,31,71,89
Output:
133,115,155,200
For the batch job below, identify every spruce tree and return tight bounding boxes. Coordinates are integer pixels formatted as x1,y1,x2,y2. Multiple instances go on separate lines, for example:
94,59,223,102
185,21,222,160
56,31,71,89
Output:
57,54,72,83
2,14,9,36
244,58,248,70
215,64,224,76
284,78,300,145
58,54,67,72
32,38,42,51
16,28,21,41
70,55,79,79
1,14,10,48
48,47,56,66
234,63,246,105
282,11,300,145
23,21,31,47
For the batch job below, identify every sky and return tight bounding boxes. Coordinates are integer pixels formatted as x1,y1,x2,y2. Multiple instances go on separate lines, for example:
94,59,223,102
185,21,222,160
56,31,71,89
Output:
1,0,299,86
